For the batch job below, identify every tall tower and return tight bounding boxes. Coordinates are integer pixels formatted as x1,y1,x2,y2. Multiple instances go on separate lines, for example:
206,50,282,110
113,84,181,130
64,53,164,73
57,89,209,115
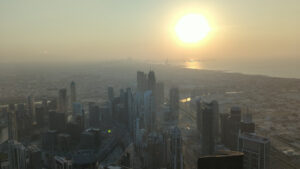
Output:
27,95,35,121
8,141,27,169
148,70,156,91
70,81,76,103
199,101,219,155
170,127,184,169
107,86,114,101
137,71,147,92
169,88,179,121
144,91,156,131
238,133,270,169
7,111,18,140
57,88,67,113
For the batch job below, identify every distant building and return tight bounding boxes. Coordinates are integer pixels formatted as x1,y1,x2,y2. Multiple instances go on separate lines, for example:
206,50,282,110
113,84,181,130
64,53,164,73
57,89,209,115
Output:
35,106,45,127
49,111,66,132
238,133,270,169
15,103,32,139
155,82,165,106
89,103,100,128
70,81,76,104
27,95,35,119
197,151,244,169
169,88,179,121
137,71,148,92
240,111,255,134
107,87,114,101
58,88,68,113
148,70,156,91
7,111,18,140
72,102,83,116
144,91,156,131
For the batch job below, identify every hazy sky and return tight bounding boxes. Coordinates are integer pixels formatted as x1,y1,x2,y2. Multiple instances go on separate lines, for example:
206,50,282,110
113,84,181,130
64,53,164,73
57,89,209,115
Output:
1,0,300,65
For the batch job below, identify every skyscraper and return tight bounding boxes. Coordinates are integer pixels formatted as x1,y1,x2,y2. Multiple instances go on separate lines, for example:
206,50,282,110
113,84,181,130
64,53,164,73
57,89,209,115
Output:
198,101,219,155
238,133,270,169
137,71,147,92
58,88,68,113
170,127,184,169
107,86,114,101
8,140,27,169
70,81,76,104
155,82,165,105
27,95,35,121
144,90,156,131
28,145,42,169
89,103,100,128
148,70,156,91
220,107,242,150
7,111,18,140
169,87,179,121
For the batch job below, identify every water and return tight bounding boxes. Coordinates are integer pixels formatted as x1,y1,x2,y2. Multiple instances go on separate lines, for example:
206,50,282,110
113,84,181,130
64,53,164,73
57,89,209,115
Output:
182,59,300,79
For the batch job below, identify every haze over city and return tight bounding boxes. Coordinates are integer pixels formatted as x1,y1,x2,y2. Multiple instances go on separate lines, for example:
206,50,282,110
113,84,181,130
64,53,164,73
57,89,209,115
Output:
0,1,300,169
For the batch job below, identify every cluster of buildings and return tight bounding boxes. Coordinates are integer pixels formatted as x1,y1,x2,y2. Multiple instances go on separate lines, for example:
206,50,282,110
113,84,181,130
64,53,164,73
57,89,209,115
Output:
0,69,274,169
0,71,186,169
196,99,271,169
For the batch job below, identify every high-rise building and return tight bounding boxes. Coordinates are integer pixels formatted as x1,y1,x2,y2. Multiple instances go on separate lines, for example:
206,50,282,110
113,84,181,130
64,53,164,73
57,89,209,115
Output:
15,103,32,139
49,111,66,132
137,71,147,92
240,111,255,134
148,70,156,91
198,101,218,155
28,145,42,169
170,127,184,169
220,113,230,145
220,107,242,150
70,81,76,104
169,88,179,121
72,102,83,116
8,140,27,169
42,130,58,151
144,91,156,131
211,100,220,143
7,111,18,140
238,133,270,169
155,82,165,106
145,132,165,169
27,95,35,120
126,88,134,135
107,87,114,101
35,106,45,127
58,88,68,113
89,103,100,128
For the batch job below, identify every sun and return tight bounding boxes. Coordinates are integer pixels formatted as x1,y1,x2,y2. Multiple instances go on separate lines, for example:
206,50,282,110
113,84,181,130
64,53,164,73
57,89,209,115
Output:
175,14,211,43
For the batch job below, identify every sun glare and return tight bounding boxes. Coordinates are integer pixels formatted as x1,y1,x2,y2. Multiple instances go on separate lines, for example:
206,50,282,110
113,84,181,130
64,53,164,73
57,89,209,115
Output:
175,14,211,43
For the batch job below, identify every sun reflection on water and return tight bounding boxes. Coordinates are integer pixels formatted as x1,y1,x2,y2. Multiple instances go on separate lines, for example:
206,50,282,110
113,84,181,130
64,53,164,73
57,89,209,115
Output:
184,61,202,69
